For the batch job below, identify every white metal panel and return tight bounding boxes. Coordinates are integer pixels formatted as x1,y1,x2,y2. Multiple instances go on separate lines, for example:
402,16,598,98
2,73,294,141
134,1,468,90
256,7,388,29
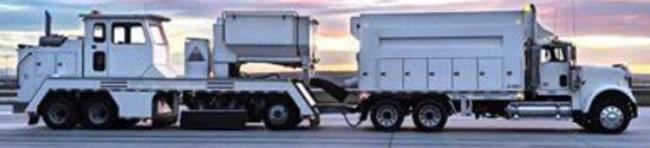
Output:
224,14,296,45
184,38,210,78
35,52,55,77
452,59,477,90
404,59,427,90
428,59,452,90
478,59,502,90
538,62,570,93
110,91,155,118
55,53,77,77
379,59,403,90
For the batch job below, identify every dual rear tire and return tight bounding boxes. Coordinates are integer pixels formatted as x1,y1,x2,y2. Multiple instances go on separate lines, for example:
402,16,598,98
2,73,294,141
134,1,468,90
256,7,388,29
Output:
370,99,447,132
40,95,119,130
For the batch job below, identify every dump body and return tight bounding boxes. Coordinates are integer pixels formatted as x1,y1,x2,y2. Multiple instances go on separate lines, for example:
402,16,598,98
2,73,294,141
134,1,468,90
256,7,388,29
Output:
352,10,553,93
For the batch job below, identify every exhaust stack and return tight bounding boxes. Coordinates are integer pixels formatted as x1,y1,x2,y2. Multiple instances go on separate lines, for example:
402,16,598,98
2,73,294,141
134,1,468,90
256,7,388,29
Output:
45,11,51,37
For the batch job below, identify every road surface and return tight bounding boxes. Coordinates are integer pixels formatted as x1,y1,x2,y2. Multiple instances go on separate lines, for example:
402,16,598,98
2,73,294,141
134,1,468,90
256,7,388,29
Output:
0,105,648,148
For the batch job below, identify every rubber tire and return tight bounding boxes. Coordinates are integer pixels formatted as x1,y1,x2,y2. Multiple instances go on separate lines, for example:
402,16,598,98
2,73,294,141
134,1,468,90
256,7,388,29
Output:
587,99,632,134
263,99,300,130
41,97,80,130
80,98,118,129
370,99,405,132
412,100,447,132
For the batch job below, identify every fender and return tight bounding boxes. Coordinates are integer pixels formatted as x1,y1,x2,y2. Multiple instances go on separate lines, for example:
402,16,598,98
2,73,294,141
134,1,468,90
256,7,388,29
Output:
580,84,636,113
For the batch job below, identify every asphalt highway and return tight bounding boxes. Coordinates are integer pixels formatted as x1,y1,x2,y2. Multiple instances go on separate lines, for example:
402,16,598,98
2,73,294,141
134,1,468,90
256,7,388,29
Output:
0,105,648,148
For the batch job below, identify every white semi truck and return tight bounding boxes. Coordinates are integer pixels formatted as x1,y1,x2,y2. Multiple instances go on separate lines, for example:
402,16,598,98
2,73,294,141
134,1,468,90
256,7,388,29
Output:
14,5,637,134
350,5,636,133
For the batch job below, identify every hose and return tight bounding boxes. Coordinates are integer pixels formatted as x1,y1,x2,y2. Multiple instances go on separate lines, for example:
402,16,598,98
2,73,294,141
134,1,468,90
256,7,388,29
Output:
340,107,363,128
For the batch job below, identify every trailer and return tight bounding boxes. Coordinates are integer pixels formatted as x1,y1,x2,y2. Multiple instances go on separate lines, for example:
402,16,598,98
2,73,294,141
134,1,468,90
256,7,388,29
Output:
350,5,637,133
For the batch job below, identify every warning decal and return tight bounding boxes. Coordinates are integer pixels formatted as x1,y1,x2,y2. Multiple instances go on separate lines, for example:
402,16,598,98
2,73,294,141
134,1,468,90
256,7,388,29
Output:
187,47,205,62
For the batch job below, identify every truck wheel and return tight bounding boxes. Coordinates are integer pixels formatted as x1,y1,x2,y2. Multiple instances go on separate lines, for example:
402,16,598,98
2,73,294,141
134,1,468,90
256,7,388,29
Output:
263,99,299,130
81,98,117,129
588,99,632,134
41,97,80,129
412,100,447,132
370,100,405,131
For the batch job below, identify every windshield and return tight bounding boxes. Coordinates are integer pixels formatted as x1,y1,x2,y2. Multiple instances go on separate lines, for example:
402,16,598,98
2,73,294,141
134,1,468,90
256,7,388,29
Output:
541,47,566,63
540,43,575,64
150,25,167,45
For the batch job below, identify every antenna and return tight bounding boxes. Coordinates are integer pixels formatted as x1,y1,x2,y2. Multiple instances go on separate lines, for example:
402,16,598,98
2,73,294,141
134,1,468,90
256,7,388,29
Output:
45,10,52,37
571,0,576,37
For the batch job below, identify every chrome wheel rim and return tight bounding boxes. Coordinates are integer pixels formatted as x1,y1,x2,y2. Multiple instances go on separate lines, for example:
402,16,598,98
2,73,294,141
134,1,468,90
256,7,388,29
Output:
268,104,289,125
375,105,399,127
47,103,69,125
418,104,442,128
599,106,624,130
88,103,109,125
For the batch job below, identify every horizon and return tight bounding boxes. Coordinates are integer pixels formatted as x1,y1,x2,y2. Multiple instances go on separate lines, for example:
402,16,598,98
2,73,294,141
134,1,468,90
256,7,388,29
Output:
1,0,650,74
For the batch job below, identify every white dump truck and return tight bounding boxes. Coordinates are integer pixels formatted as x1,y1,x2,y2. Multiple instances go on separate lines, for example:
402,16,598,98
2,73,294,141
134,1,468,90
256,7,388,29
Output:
14,5,637,134
350,5,637,133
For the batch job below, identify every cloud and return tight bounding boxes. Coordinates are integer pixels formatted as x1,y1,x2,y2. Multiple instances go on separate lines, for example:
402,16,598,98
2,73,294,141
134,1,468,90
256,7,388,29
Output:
0,3,27,11
565,35,650,49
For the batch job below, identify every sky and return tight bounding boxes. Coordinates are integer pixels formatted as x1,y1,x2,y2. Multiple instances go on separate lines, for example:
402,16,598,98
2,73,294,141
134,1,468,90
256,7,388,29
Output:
0,0,650,74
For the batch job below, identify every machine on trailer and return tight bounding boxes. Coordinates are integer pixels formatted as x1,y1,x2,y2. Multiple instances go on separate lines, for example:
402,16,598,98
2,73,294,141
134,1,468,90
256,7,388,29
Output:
349,5,637,133
15,10,328,130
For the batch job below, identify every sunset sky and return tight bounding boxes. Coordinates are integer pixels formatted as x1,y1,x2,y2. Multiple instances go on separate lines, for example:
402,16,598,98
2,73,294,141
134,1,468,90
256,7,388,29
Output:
1,0,649,73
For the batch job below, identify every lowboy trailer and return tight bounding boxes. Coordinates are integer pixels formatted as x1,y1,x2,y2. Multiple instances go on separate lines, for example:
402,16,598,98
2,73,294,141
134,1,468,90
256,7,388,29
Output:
14,5,637,134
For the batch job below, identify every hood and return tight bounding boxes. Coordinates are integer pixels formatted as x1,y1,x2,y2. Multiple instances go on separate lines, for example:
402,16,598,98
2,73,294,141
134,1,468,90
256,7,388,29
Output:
577,65,630,88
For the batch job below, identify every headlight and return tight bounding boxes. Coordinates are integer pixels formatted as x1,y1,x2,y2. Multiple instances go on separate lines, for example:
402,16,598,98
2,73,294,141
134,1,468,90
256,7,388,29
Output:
619,79,628,87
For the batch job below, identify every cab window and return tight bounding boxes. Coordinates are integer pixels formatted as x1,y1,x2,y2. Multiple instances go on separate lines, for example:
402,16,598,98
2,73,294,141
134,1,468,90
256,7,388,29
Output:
93,23,105,42
541,47,567,63
150,25,167,44
112,23,146,44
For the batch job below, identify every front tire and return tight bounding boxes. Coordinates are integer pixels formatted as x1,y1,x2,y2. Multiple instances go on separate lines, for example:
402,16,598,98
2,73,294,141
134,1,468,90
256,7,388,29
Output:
412,100,447,132
587,99,632,134
41,97,80,130
370,100,405,131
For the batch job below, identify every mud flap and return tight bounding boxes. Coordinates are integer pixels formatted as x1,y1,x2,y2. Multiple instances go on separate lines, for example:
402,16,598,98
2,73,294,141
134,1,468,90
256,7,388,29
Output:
28,112,39,125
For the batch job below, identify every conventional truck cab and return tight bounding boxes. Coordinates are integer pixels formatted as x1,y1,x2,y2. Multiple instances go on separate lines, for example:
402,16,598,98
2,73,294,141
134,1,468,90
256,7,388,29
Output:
533,40,577,96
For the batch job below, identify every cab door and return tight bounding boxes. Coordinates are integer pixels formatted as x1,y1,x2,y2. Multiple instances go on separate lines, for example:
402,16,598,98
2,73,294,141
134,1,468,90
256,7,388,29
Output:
83,20,109,77
108,22,152,77
538,47,571,95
